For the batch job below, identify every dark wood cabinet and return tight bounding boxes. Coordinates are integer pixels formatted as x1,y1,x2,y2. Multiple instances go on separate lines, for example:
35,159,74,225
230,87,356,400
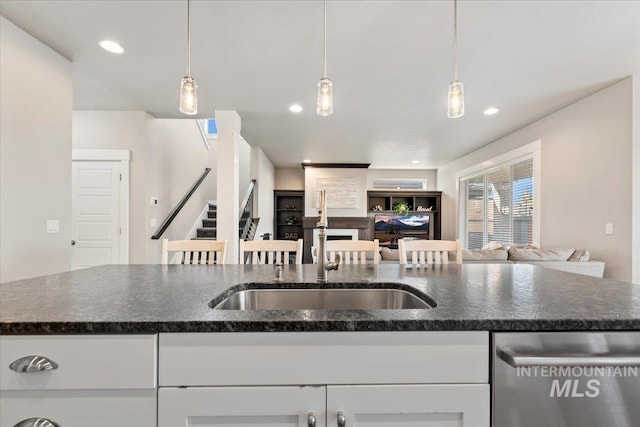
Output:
274,191,304,241
367,191,442,242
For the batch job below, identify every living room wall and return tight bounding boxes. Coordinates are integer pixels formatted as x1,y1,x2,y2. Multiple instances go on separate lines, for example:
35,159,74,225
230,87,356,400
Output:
250,147,275,239
72,111,149,263
73,112,217,263
1,17,72,282
438,78,634,282
301,168,438,218
275,168,305,190
145,119,217,263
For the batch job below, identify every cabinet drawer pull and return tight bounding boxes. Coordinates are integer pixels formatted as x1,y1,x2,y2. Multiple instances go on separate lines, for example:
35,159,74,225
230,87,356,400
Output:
14,418,60,427
9,356,59,373
337,411,346,427
307,412,316,427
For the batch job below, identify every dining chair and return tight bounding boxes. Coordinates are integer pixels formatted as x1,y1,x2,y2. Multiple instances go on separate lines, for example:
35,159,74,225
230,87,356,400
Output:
161,239,227,264
239,239,303,264
398,239,462,265
325,239,380,265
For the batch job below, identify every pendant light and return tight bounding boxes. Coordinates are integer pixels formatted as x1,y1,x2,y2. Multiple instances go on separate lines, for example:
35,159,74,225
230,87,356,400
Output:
179,0,198,115
447,0,464,118
317,0,333,117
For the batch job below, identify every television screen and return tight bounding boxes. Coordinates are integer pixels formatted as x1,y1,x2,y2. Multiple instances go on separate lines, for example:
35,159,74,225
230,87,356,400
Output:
374,214,430,232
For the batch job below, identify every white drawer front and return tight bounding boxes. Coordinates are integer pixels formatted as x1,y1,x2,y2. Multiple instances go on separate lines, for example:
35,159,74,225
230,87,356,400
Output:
0,335,157,390
159,331,488,386
0,390,156,427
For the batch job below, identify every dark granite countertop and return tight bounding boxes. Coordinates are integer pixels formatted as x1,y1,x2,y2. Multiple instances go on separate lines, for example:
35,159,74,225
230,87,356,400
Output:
1,264,638,334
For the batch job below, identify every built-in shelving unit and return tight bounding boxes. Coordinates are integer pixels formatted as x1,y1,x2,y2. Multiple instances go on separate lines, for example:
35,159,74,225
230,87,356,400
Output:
367,191,442,243
274,190,304,241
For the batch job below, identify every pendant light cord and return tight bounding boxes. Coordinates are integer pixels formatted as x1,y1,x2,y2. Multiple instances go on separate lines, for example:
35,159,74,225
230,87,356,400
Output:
187,0,191,77
323,0,327,78
453,0,458,81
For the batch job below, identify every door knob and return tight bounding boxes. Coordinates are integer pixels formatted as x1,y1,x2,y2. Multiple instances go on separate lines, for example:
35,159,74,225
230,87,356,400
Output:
71,240,76,246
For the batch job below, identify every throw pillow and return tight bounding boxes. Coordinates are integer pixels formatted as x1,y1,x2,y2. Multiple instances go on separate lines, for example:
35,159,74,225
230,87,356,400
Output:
482,241,505,250
508,243,538,250
380,247,400,261
508,248,575,261
568,249,586,261
449,249,508,261
580,249,590,262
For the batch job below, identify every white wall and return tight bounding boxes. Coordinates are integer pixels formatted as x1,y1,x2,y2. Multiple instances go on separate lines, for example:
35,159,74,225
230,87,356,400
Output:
73,112,216,263
304,168,369,217
250,146,275,239
275,168,305,190
276,168,436,193
302,168,437,218
366,169,438,191
239,137,252,200
145,119,217,263
438,78,634,282
0,17,72,282
72,111,148,263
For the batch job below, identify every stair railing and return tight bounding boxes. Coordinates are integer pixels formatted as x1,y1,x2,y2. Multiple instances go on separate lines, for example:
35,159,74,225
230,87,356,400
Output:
151,168,212,240
239,180,256,240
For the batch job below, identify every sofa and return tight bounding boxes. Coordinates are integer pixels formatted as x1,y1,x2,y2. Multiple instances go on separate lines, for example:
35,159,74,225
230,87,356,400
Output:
380,244,605,278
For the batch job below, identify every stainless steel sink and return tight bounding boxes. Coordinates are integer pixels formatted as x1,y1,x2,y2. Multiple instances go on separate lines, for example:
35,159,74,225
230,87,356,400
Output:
211,287,434,310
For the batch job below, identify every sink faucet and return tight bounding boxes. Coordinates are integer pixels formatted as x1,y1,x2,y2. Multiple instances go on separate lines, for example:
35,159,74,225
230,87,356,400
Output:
274,263,283,282
317,190,340,282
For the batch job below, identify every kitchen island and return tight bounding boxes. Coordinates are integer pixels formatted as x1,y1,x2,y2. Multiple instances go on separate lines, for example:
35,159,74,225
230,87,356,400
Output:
1,263,638,333
1,264,638,427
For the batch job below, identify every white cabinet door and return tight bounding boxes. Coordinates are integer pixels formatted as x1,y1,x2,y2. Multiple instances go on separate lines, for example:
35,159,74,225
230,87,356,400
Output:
327,384,490,427
159,386,325,427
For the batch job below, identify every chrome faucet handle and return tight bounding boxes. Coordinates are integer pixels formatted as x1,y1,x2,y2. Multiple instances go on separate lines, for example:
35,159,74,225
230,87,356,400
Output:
326,253,340,271
274,263,283,282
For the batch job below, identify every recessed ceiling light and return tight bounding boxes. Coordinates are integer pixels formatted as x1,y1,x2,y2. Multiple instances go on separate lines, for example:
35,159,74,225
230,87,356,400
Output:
303,159,311,163
411,160,420,164
98,40,124,54
483,107,499,116
289,104,303,113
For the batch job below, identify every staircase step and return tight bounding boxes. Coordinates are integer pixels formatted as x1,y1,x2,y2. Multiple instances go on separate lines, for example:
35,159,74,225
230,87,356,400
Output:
197,227,216,238
207,210,217,219
202,218,216,227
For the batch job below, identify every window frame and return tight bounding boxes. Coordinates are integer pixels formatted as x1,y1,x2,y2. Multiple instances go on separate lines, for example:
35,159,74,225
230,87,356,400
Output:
455,140,542,249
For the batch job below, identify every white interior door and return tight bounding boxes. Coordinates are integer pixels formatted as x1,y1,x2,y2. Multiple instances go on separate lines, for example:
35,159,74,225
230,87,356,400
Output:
72,161,121,269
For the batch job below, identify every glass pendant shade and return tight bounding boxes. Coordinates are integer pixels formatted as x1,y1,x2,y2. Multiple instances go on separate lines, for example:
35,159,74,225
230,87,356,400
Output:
447,80,464,118
317,77,334,117
180,76,198,115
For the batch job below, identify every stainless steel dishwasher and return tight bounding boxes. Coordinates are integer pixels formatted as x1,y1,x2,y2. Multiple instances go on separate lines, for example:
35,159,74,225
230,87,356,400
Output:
493,332,640,427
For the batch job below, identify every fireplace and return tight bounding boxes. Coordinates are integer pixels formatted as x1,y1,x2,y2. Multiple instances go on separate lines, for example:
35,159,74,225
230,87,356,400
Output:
328,235,352,241
302,217,373,263
313,227,358,245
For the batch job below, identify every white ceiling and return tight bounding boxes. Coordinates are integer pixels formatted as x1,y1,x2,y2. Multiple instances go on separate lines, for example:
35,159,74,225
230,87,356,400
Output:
1,0,639,168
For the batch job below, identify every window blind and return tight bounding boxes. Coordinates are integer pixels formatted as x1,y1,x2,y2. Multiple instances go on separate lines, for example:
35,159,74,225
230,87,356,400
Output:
462,158,533,249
